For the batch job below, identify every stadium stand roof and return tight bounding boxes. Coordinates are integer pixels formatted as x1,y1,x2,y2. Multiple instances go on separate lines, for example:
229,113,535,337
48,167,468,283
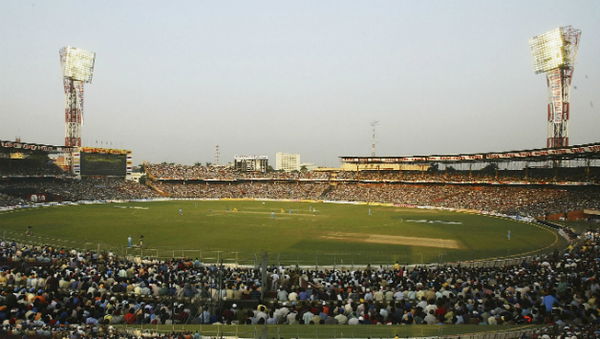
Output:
0,139,71,153
340,142,600,164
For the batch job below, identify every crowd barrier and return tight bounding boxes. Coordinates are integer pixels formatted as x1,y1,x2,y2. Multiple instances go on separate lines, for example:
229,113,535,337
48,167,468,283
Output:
117,323,549,339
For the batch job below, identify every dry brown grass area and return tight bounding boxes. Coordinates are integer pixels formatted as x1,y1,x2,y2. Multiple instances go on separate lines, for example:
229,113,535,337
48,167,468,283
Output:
321,232,462,249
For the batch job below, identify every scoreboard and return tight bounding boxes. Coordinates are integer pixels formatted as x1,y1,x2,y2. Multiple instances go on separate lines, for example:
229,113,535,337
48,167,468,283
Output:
73,147,132,178
80,152,127,176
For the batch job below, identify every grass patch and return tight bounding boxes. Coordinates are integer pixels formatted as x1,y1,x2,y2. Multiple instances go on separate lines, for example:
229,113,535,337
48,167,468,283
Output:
0,200,561,265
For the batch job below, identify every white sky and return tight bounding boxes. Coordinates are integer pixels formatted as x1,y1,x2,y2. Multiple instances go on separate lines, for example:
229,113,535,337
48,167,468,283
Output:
1,0,599,166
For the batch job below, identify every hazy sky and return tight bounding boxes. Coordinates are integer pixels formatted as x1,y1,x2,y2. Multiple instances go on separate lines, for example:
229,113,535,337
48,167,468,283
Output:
1,1,599,167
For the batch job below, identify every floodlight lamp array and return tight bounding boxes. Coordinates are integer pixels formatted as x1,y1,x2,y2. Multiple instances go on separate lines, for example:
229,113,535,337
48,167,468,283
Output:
529,26,581,74
60,46,96,83
529,28,565,74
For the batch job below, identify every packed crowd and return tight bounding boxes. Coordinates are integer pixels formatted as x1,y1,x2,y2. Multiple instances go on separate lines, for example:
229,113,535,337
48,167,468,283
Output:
145,163,600,184
0,178,159,206
336,168,600,183
0,159,67,178
0,230,597,336
153,181,328,201
152,181,600,218
2,177,599,217
323,184,600,217
145,163,331,181
0,193,30,208
0,168,599,337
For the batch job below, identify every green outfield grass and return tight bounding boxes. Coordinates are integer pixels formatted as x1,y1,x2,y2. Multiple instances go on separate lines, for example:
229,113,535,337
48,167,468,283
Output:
0,200,563,265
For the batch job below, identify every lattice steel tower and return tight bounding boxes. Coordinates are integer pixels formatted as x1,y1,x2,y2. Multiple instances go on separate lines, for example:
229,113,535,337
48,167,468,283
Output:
370,120,378,156
529,26,581,148
60,46,96,147
214,144,221,166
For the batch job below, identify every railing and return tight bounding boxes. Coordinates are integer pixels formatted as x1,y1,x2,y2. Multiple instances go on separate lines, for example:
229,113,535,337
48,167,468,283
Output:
117,324,548,339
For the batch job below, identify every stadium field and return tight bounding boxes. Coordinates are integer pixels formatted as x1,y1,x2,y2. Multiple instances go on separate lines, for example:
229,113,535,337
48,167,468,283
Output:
0,200,563,265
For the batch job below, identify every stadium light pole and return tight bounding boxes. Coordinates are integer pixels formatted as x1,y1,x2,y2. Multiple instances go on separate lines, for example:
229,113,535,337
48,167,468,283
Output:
529,26,581,148
370,120,379,156
60,46,96,148
214,144,221,166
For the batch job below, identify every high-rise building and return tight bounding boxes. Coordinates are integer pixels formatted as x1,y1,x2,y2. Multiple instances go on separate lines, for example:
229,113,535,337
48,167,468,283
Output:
275,152,300,172
234,155,268,172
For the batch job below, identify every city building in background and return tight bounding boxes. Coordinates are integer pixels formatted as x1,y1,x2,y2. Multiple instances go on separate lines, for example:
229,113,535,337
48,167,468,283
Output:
275,152,300,172
529,26,581,148
233,155,268,173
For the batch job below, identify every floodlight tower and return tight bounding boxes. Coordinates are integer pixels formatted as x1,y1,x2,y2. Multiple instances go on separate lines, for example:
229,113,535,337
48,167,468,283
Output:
214,144,221,166
370,120,379,156
529,26,581,148
60,46,96,147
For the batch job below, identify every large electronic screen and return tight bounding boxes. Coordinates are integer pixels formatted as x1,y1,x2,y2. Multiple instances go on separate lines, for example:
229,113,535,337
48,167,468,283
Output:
80,152,126,176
